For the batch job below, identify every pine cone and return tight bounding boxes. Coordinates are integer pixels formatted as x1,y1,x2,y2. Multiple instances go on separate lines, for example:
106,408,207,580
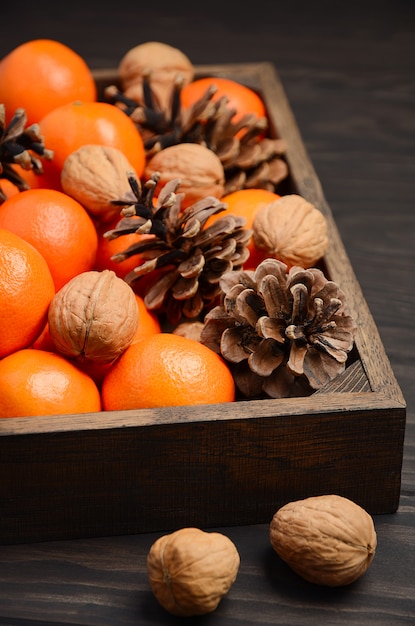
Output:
104,172,252,325
0,105,53,202
200,258,357,399
104,75,288,195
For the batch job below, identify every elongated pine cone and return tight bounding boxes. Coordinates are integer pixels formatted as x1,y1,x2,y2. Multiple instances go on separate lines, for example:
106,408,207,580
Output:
200,258,357,399
104,172,252,325
104,75,288,194
118,41,195,113
0,104,53,201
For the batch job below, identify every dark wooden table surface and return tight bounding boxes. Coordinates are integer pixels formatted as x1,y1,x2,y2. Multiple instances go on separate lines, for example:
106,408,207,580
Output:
1,1,414,624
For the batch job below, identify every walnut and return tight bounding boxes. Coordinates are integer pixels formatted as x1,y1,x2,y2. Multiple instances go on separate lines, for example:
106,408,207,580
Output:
147,527,240,616
144,143,226,208
118,41,195,112
252,194,328,268
269,494,377,586
61,144,136,225
48,269,139,363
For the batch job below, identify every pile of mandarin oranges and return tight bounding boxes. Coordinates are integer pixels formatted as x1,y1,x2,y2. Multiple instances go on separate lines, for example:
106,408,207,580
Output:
0,38,278,419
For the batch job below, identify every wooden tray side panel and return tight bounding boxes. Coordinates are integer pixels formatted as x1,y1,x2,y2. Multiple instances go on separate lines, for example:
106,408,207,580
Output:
0,406,405,544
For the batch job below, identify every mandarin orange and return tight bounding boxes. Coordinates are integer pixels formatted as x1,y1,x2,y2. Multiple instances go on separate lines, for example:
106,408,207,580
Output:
0,188,98,291
0,38,97,127
101,332,235,411
31,322,56,352
209,188,281,269
0,349,101,418
0,178,20,200
94,217,153,279
0,228,55,359
0,165,46,201
70,356,114,390
10,164,46,190
131,294,162,344
181,77,266,126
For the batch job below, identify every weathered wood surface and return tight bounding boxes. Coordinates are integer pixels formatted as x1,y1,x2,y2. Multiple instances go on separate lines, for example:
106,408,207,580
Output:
0,0,414,623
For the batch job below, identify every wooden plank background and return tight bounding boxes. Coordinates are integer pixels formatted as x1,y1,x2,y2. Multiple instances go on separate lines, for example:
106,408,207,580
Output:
0,0,414,623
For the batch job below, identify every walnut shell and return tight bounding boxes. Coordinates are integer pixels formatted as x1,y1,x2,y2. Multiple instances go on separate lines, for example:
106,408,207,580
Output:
61,144,136,225
269,494,377,587
147,527,240,616
144,143,225,208
119,41,195,111
48,269,139,363
252,194,328,268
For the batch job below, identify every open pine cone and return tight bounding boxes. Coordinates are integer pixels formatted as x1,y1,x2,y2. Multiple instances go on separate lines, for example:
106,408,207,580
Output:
200,258,357,399
0,105,53,202
104,74,288,194
104,172,252,325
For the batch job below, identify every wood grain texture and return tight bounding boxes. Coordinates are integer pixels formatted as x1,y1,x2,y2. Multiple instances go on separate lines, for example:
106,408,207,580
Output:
0,0,414,623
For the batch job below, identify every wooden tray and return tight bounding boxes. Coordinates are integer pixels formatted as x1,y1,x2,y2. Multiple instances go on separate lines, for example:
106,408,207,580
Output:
0,62,406,545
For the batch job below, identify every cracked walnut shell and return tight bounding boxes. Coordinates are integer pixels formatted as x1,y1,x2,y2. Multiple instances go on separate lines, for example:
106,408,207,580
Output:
147,527,240,617
48,269,139,363
252,194,328,268
270,494,377,587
